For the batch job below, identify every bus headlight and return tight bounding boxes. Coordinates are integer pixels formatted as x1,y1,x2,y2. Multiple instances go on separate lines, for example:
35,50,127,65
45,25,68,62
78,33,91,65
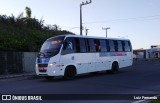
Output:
35,64,38,67
49,63,53,67
48,62,56,67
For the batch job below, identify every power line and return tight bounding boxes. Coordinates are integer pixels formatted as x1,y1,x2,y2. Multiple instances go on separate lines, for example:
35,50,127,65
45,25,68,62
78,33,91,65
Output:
83,14,160,24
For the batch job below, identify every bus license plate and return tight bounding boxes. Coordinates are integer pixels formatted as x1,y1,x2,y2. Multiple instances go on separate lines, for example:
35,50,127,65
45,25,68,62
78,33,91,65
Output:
39,67,45,71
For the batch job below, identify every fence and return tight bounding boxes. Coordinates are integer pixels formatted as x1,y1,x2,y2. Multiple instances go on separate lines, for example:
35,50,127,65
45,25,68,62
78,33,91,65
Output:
0,51,37,75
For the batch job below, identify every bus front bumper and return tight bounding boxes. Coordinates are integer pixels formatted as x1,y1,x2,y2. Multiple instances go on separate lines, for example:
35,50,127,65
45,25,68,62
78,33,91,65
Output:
35,64,64,76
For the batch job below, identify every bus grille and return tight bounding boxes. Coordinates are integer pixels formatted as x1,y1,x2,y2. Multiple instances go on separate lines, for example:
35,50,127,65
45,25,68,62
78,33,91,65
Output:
38,64,48,67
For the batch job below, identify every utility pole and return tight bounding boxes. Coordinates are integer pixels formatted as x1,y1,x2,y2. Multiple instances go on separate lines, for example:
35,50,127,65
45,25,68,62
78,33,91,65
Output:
85,28,89,36
80,0,92,36
102,27,110,37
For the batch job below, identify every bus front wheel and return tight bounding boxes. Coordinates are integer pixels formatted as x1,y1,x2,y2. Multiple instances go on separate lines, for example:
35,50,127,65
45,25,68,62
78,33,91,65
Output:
64,66,76,80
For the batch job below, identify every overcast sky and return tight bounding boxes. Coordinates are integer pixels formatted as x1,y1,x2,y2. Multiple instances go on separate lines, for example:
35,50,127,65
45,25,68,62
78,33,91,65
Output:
0,0,160,49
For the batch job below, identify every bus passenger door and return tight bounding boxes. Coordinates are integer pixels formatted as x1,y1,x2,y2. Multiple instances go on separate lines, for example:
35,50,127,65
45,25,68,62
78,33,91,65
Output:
87,53,96,72
95,39,110,71
95,53,105,71
86,38,97,73
96,52,110,71
74,38,89,74
74,54,88,74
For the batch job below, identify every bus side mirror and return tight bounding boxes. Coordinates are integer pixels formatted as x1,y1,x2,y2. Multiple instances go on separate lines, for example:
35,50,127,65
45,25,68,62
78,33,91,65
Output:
63,42,68,50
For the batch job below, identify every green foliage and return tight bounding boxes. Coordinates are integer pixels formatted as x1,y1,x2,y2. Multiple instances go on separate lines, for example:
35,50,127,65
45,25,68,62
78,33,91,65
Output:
25,6,31,18
149,100,160,103
0,14,73,52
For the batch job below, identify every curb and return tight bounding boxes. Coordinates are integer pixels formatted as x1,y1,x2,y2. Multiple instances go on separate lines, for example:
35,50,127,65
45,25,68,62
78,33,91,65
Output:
0,73,35,79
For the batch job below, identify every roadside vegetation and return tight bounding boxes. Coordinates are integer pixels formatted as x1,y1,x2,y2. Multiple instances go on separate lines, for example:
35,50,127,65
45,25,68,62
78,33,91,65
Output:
149,100,160,103
0,7,73,52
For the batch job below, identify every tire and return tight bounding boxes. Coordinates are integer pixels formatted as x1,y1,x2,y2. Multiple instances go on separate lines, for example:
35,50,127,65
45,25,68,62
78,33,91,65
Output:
64,66,76,80
45,76,54,80
109,62,119,74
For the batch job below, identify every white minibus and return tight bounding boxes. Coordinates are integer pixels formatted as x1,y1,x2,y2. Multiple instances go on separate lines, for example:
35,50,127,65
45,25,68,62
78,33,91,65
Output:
35,34,133,80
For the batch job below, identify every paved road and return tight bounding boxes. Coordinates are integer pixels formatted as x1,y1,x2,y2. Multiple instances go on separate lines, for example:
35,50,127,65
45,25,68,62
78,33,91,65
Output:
0,60,160,103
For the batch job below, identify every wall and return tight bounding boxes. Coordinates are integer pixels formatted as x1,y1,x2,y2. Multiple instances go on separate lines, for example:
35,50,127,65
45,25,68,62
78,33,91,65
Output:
0,52,38,75
23,52,38,73
146,48,160,59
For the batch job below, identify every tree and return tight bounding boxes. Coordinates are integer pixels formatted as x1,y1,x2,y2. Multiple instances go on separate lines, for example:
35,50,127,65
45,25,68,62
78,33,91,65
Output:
25,7,31,18
53,24,61,31
0,7,73,52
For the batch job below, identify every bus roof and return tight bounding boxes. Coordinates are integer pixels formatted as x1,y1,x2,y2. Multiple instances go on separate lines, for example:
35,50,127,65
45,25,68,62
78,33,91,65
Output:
50,34,130,41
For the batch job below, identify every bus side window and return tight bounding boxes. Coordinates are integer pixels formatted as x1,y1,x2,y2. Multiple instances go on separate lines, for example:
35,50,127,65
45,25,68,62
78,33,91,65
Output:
79,38,87,53
118,41,123,52
87,38,96,52
109,40,115,52
125,41,131,52
61,37,75,55
100,39,107,52
94,39,100,52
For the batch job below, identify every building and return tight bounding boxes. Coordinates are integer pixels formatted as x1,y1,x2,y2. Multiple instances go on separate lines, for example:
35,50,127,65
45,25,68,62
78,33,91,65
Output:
133,45,160,59
146,45,160,59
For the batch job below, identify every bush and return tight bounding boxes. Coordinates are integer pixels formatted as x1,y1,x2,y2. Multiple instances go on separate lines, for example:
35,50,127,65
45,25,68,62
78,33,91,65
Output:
0,14,73,52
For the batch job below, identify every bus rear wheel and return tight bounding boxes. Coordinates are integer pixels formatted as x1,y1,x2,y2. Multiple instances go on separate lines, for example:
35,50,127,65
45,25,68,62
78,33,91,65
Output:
64,66,76,80
109,62,119,74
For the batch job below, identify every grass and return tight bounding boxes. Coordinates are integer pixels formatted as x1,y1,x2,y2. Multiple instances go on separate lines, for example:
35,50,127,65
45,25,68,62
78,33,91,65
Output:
149,100,160,103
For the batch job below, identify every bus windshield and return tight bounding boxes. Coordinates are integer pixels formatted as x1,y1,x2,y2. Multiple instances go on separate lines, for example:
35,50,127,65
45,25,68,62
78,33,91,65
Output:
40,36,65,57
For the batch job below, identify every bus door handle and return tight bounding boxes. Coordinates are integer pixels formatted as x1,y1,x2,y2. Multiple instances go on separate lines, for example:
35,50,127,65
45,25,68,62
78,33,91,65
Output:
72,56,74,60
78,63,81,65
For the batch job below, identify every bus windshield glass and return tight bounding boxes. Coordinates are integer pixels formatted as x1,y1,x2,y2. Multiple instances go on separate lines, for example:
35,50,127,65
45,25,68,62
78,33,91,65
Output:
40,36,65,57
